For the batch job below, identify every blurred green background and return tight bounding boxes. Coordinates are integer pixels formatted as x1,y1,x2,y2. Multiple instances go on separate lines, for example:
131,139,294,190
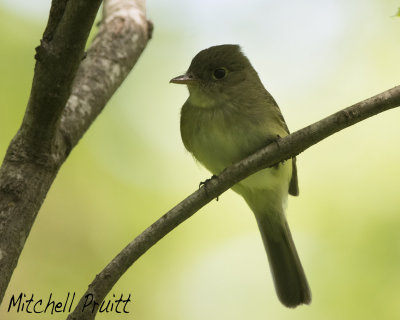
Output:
1,0,400,319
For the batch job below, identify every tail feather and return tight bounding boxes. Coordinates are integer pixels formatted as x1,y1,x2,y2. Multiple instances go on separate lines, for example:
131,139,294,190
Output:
255,213,311,308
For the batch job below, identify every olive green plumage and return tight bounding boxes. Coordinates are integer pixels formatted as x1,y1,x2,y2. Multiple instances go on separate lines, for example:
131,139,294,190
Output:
172,44,310,307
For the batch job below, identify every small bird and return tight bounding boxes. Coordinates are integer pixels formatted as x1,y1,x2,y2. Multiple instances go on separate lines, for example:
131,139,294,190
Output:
170,44,311,308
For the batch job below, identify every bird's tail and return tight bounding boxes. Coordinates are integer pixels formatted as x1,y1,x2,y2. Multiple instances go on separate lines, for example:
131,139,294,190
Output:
254,210,311,307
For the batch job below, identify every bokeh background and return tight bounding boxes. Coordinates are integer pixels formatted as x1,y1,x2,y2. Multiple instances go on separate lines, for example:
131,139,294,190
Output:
1,0,400,319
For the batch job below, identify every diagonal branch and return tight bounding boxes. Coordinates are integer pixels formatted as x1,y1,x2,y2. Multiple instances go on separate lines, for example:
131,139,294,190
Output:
0,0,151,304
67,85,400,320
60,0,152,152
24,0,103,150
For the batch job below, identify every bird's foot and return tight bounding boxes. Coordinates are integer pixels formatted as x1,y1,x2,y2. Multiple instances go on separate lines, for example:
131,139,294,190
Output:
199,175,219,201
266,134,282,150
266,135,285,168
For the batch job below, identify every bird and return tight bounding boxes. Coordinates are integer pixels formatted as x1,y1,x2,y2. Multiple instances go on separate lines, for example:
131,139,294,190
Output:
170,44,311,308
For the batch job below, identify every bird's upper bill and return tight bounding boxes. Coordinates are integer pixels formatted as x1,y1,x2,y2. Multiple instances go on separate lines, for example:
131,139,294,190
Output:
170,73,198,85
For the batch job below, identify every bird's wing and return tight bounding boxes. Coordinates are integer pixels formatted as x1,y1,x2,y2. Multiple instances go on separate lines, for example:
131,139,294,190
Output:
268,95,299,197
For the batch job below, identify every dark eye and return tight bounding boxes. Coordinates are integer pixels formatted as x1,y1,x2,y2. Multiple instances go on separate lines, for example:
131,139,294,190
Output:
212,68,227,80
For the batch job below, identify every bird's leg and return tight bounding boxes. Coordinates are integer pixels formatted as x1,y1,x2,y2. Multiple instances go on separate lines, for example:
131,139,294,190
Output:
266,135,286,168
199,175,219,201
265,134,282,150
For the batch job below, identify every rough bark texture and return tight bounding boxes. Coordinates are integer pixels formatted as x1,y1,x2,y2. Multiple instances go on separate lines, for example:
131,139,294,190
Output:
0,0,152,304
60,0,153,150
67,86,400,319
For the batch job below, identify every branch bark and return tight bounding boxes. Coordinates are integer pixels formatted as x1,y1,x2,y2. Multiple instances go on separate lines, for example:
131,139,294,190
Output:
0,0,151,304
67,85,400,320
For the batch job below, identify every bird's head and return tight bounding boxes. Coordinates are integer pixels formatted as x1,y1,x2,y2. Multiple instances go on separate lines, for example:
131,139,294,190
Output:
170,44,261,108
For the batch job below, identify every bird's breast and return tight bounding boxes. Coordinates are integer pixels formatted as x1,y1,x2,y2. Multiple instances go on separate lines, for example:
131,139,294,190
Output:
182,104,270,175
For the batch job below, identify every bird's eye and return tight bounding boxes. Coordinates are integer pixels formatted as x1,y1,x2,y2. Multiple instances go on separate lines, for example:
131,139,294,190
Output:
212,68,227,80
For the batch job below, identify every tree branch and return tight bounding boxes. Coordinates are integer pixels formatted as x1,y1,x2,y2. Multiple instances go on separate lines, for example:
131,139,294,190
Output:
26,0,103,150
60,0,152,151
67,85,400,320
0,0,151,304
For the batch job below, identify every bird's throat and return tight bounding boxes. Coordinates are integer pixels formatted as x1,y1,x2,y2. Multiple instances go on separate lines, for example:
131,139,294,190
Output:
188,87,219,109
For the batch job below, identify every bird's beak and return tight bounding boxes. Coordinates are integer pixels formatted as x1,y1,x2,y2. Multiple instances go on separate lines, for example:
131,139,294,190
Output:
170,73,198,85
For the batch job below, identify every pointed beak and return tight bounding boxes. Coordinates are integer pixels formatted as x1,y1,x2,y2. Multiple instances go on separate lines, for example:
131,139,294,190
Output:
170,73,198,85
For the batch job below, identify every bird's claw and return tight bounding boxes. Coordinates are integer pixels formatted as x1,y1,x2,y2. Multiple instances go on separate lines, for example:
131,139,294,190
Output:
267,135,286,168
199,175,219,201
